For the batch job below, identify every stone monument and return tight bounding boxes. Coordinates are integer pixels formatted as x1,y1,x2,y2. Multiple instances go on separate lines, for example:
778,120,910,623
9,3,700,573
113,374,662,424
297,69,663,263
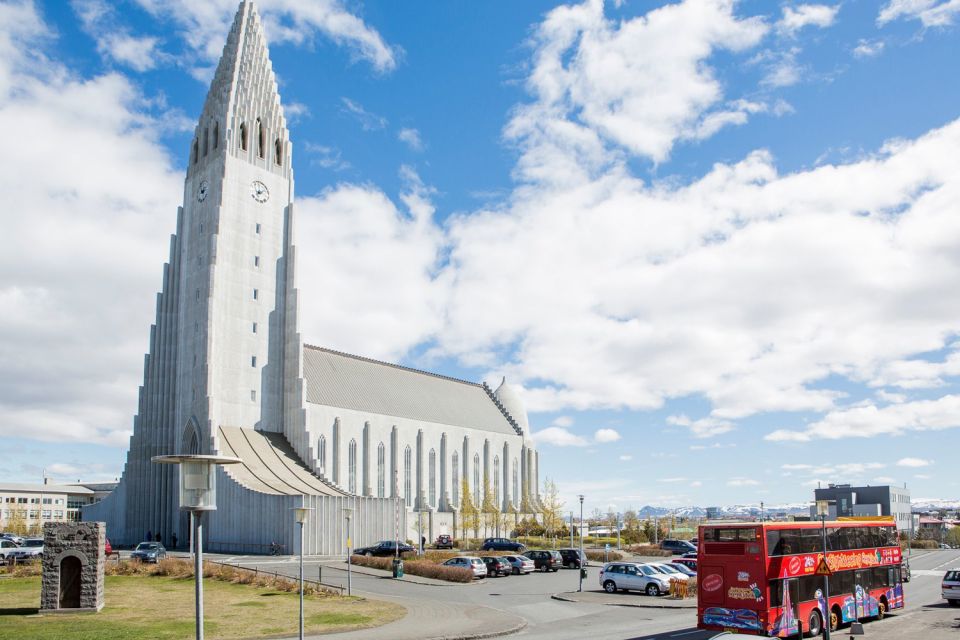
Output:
40,521,105,613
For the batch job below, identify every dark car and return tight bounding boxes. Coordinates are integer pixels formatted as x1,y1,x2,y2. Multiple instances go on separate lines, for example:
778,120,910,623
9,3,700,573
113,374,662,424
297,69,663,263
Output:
481,556,512,577
435,534,454,549
558,548,586,569
481,537,526,553
131,542,167,563
527,549,563,572
353,540,415,557
661,539,697,555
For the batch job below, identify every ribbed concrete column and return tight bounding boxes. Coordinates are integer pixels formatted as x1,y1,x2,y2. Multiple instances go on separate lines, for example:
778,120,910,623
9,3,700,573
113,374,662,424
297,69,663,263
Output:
362,421,372,497
520,444,528,505
390,426,398,498
483,439,490,500
502,442,511,510
526,448,534,502
439,433,448,511
534,450,540,499
415,429,425,510
462,436,470,505
332,418,340,484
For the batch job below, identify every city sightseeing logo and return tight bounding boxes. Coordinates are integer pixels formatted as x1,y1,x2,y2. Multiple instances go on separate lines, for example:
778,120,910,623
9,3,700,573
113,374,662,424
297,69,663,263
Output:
728,583,764,602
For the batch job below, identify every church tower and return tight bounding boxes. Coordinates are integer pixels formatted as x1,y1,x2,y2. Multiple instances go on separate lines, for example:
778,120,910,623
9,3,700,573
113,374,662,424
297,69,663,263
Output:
96,1,305,544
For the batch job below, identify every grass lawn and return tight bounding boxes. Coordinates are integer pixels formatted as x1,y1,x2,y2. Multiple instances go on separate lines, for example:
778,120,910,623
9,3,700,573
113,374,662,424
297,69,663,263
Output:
0,574,404,640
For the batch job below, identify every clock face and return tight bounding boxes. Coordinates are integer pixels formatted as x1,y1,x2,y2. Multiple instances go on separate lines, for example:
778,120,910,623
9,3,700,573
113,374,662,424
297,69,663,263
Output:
251,180,269,203
197,180,208,202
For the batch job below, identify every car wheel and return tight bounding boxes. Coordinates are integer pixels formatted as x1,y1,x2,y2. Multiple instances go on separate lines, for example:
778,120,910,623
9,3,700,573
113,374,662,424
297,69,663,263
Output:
807,609,823,637
646,583,660,596
513,567,519,575
552,568,558,572
949,600,959,608
603,580,617,594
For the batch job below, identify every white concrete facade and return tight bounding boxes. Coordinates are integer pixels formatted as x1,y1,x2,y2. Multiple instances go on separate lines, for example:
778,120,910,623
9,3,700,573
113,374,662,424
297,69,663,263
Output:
84,1,540,553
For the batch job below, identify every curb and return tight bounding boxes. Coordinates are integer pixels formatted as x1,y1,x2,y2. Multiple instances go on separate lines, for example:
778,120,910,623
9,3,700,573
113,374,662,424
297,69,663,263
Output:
421,619,528,640
551,593,696,610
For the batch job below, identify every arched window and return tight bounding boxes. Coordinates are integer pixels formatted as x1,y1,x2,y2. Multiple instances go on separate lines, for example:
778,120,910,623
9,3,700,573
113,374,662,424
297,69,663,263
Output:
348,439,357,494
257,119,265,159
494,456,500,507
428,449,436,507
377,443,385,498
275,138,283,166
318,435,326,475
404,446,412,508
213,122,219,149
451,451,459,507
192,138,198,164
473,453,480,506
203,127,208,156
239,122,247,151
512,459,519,506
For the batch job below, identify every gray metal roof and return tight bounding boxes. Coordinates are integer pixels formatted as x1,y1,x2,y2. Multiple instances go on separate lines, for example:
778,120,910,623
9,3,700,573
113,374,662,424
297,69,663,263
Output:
303,346,521,436
0,482,93,495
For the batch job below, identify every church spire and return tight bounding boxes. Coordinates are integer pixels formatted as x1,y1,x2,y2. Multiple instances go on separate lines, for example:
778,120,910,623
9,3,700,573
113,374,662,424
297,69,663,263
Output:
188,1,290,178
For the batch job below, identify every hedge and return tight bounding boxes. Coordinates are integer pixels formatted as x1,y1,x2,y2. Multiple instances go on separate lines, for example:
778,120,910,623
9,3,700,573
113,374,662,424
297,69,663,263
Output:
350,555,474,582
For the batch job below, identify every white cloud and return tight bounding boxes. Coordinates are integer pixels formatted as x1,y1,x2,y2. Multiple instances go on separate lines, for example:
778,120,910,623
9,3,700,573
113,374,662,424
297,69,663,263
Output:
667,415,735,438
853,39,885,58
728,477,760,487
133,0,399,74
303,142,350,171
531,426,589,447
914,473,932,480
398,127,424,151
778,4,840,35
284,101,310,123
553,415,574,428
341,97,387,130
72,0,167,72
878,0,960,27
658,477,688,483
619,454,632,461
897,457,933,467
873,476,896,483
594,428,621,443
869,348,960,389
767,396,960,442
876,389,906,403
690,480,703,488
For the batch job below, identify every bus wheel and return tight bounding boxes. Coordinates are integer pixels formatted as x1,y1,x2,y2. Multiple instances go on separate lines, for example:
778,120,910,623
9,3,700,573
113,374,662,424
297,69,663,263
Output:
830,607,841,632
807,610,823,637
877,599,887,620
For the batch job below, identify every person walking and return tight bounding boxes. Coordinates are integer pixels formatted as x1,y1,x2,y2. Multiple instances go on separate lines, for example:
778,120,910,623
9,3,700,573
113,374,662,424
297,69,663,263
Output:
171,533,178,549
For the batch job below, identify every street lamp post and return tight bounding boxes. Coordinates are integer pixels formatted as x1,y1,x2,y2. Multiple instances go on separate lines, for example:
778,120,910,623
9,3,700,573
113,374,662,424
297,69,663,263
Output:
343,507,353,596
152,454,240,640
816,499,832,640
292,503,314,640
578,495,585,593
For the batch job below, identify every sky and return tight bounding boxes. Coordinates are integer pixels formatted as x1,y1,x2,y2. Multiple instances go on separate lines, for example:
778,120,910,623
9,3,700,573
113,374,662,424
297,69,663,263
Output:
1,0,959,514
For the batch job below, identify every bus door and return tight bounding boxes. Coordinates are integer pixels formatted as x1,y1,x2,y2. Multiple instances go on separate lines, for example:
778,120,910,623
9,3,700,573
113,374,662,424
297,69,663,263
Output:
853,569,873,618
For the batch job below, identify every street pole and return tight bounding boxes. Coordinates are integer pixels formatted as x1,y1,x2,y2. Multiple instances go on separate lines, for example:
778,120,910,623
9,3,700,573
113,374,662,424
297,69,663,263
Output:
298,519,304,640
418,509,423,555
395,469,400,562
195,512,203,640
570,511,574,548
617,515,621,551
578,495,584,593
344,509,353,596
820,512,831,640
654,516,658,546
760,501,765,523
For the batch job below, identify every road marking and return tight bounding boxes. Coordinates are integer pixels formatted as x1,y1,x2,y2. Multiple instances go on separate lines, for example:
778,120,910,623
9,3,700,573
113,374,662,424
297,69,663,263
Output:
933,556,960,570
669,631,701,637
912,569,947,576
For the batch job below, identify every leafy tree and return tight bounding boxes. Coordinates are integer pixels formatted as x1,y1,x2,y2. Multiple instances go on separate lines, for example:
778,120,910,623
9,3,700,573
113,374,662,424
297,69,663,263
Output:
945,526,960,548
6,508,28,536
481,476,498,537
539,478,565,538
460,477,480,540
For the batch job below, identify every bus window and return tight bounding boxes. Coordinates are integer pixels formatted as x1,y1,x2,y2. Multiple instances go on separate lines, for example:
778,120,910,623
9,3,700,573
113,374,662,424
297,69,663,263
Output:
800,529,822,554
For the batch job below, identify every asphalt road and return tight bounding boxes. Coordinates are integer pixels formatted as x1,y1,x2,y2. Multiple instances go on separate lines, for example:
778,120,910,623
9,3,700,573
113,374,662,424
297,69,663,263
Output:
219,549,960,640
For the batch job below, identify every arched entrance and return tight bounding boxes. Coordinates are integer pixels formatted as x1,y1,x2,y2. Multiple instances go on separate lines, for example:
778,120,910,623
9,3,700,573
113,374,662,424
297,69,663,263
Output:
59,555,82,608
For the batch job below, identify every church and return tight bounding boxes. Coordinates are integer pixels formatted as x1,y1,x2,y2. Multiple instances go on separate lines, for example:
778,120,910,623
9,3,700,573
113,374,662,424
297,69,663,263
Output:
84,1,542,555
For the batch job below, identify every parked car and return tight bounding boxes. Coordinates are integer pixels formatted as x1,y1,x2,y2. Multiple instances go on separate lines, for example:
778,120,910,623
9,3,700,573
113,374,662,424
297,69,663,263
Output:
503,554,535,575
481,537,526,552
941,544,952,550
681,551,698,559
0,538,20,563
558,548,587,569
527,549,563,572
649,562,693,580
1,533,24,546
353,540,415,557
481,556,512,577
661,539,697,555
671,557,697,572
943,569,960,606
8,537,43,560
131,541,167,563
688,537,699,546
434,534,454,549
599,562,672,596
442,556,487,579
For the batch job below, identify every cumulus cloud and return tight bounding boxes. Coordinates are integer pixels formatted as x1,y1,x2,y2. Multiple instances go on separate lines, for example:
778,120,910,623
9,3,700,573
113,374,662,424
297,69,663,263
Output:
728,477,760,487
72,0,168,72
897,457,932,467
594,428,621,443
878,0,960,27
398,127,424,151
853,39,885,58
668,415,735,438
341,97,388,130
531,426,589,447
777,4,840,35
619,454,632,461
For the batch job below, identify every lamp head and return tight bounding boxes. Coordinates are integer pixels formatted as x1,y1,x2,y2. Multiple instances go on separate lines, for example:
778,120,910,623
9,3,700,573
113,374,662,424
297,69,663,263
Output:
293,506,313,524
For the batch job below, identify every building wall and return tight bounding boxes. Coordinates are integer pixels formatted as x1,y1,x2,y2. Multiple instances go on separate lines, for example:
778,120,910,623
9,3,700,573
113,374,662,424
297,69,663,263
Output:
0,487,91,531
813,484,912,531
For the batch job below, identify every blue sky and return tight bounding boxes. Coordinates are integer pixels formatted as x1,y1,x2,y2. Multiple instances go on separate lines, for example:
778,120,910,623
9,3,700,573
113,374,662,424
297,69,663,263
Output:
1,0,959,514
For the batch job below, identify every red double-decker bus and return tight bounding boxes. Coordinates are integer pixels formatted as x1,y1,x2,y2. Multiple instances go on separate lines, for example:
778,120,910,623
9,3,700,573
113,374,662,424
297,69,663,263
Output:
697,520,904,637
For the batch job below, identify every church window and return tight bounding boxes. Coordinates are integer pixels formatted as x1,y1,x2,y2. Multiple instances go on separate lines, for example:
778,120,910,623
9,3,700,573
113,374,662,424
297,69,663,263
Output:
473,454,480,505
428,449,436,507
251,356,256,367
255,223,261,234
239,122,247,151
213,122,219,149
199,223,203,233
494,456,500,507
275,138,282,166
250,390,256,401
318,435,326,474
377,443,385,498
257,119,265,159
203,127,208,156
512,460,518,505
451,452,459,507
348,439,357,494
404,446,412,507
195,289,200,301
253,289,258,300
252,322,257,333
254,256,259,267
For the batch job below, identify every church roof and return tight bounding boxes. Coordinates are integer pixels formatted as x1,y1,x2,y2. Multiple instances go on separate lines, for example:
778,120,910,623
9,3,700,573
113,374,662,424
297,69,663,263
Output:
303,345,523,437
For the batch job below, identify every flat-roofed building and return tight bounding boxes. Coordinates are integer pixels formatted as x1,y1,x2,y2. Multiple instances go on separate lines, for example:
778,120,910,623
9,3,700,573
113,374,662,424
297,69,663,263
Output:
0,482,94,533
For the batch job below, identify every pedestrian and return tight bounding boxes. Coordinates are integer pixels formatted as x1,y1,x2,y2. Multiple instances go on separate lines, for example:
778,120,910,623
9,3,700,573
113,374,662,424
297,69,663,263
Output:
147,530,152,543
171,533,178,549
155,532,162,544
421,535,426,554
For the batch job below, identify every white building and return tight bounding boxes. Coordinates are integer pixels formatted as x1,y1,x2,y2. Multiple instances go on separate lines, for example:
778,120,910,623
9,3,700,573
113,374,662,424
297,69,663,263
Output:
85,1,541,553
1,482,95,532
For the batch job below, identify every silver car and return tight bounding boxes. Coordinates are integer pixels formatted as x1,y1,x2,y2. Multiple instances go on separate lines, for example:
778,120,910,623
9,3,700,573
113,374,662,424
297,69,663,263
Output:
8,537,43,560
943,569,960,606
599,562,672,596
503,554,536,575
443,556,487,579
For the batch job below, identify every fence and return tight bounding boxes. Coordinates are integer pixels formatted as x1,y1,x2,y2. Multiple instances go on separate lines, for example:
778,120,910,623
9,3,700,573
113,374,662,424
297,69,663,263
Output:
209,558,344,595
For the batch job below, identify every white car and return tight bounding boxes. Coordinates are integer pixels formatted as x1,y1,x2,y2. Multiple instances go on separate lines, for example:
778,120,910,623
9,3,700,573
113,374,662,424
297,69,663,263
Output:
503,554,536,574
9,538,43,560
943,569,960,606
599,562,672,596
443,556,487,579
0,538,21,563
649,562,693,582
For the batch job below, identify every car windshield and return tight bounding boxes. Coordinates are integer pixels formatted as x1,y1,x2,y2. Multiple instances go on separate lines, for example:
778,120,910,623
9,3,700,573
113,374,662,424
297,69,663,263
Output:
945,570,960,581
656,564,683,574
136,543,158,550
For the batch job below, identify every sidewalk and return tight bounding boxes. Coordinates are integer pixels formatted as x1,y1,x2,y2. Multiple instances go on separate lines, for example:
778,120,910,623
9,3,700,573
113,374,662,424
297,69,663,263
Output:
552,590,697,609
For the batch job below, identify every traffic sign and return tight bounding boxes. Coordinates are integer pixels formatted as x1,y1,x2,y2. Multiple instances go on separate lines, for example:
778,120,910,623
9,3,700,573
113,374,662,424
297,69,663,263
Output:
814,557,833,576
